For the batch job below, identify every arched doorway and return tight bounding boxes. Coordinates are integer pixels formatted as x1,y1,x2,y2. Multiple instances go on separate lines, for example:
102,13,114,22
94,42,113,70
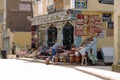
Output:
47,24,57,47
63,22,74,50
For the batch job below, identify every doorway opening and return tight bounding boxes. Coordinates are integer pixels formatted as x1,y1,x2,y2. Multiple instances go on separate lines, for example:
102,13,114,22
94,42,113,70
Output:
47,24,57,47
63,22,74,50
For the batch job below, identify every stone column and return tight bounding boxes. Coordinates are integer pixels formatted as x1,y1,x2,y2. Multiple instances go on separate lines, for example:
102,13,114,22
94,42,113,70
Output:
114,0,120,65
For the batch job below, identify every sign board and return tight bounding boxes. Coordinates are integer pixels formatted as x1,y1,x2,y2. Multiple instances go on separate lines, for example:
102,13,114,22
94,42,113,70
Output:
75,0,88,9
30,10,81,25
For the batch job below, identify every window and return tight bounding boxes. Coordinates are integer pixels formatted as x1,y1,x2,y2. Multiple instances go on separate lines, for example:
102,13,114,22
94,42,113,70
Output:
19,4,31,11
102,13,112,22
99,0,114,5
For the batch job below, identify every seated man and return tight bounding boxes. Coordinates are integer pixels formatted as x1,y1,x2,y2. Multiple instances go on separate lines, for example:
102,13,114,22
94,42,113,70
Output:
51,43,62,58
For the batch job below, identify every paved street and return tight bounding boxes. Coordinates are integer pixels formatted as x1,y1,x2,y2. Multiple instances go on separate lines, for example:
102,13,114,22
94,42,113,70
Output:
0,59,103,80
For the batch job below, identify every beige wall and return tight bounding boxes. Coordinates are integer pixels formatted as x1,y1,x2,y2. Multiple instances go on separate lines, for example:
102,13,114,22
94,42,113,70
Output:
0,0,4,11
0,0,4,49
14,32,31,47
32,2,38,17
64,0,113,12
43,0,47,15
33,0,47,17
87,0,113,11
32,0,113,16
0,23,2,49
64,0,71,10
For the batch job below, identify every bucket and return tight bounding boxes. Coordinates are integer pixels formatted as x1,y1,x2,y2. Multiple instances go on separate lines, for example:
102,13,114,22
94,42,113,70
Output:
63,57,67,63
55,56,59,62
46,60,49,65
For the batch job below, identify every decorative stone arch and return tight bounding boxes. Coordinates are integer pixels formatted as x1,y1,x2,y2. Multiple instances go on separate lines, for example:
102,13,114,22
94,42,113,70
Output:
63,22,74,50
47,24,57,47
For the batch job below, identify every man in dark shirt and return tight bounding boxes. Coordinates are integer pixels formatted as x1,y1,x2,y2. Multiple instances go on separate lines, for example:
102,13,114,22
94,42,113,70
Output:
12,42,16,55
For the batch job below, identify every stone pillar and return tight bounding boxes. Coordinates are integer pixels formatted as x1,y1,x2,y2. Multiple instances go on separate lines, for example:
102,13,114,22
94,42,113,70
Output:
114,0,120,65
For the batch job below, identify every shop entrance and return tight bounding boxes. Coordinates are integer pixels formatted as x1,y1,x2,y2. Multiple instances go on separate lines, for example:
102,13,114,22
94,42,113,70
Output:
47,25,57,47
63,22,74,50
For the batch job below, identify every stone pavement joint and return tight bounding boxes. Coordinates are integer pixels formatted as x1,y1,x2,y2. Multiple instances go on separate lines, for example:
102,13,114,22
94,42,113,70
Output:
76,67,112,80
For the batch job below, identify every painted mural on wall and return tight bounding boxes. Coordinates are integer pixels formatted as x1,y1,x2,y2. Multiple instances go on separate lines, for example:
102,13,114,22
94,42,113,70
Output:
75,15,102,36
75,0,88,9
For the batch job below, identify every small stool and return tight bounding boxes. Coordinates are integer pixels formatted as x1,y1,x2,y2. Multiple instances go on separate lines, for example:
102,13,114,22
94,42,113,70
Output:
81,55,87,66
46,59,49,65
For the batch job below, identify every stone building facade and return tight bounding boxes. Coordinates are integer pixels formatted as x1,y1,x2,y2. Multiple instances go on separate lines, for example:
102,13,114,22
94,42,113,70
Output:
30,0,114,51
2,0,33,54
